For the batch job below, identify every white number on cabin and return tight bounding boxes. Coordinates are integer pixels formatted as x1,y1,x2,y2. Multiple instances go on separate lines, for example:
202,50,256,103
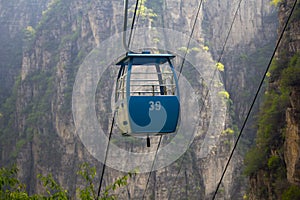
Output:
149,101,161,111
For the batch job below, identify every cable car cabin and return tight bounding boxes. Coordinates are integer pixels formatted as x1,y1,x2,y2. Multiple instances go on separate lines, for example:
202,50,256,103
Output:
115,51,180,137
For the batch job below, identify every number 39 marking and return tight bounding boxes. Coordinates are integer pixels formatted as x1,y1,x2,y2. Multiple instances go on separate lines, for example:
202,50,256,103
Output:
149,101,161,111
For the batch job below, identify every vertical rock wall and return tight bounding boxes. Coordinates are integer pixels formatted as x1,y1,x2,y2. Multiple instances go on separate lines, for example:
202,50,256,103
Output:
0,0,279,199
281,0,300,186
247,0,300,199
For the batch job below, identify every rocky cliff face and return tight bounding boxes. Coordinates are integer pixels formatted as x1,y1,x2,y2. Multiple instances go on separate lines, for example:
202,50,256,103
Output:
203,0,278,126
0,0,49,106
285,88,300,185
0,0,278,199
282,1,300,186
278,0,300,190
247,0,300,199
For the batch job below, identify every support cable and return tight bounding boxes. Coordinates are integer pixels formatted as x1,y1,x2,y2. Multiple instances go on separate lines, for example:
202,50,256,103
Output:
123,0,165,199
123,0,130,51
127,0,144,53
211,0,298,199
128,0,140,49
96,1,140,194
178,0,204,80
96,111,116,200
123,0,140,52
141,135,163,199
168,0,243,198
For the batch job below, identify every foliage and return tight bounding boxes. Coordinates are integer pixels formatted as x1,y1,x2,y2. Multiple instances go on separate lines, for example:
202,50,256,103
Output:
130,0,157,23
243,50,292,177
152,37,160,43
23,26,36,49
1,0,86,164
291,1,300,22
256,91,288,145
267,155,281,171
145,0,163,16
282,185,300,200
60,29,80,49
37,0,71,52
191,47,201,52
0,165,68,199
0,165,28,199
0,76,21,159
269,50,290,82
222,128,234,135
178,46,190,53
202,45,209,51
244,146,267,176
270,0,282,6
23,26,35,37
0,164,134,199
38,174,69,199
244,87,288,176
77,163,135,200
39,0,69,29
280,53,300,89
178,46,203,54
101,175,131,200
218,90,230,99
76,163,97,199
22,70,55,130
244,48,300,199
216,62,225,71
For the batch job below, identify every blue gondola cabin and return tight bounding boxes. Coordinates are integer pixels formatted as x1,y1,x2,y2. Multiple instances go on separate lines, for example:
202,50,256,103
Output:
114,51,180,137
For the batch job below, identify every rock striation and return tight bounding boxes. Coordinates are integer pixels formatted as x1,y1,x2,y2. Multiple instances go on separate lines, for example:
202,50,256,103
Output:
0,0,279,199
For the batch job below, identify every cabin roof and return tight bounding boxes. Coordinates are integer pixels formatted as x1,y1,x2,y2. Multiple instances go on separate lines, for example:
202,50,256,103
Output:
116,52,175,65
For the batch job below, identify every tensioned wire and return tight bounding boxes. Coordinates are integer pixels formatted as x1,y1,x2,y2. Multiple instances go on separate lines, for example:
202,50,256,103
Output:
212,0,299,199
96,0,140,198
